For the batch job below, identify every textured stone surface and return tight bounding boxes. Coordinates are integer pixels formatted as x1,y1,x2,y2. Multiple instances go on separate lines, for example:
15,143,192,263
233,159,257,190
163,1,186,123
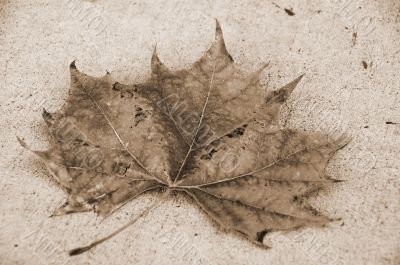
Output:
0,0,399,264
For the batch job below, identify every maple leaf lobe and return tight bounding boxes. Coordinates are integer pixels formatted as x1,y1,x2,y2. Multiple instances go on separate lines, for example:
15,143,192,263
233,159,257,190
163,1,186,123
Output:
23,20,347,248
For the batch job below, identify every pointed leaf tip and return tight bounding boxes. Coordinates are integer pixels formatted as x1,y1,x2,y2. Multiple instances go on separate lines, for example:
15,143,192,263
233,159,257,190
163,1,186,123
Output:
246,63,270,85
332,135,352,149
17,136,28,149
214,19,225,43
331,178,345,183
151,46,160,63
256,62,270,75
42,108,50,116
151,46,169,74
283,74,305,94
207,19,233,62
42,108,51,119
215,19,222,35
291,74,305,87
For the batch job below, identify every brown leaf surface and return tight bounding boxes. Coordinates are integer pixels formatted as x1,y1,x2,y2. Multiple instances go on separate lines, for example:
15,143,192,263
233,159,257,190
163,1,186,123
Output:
20,20,348,251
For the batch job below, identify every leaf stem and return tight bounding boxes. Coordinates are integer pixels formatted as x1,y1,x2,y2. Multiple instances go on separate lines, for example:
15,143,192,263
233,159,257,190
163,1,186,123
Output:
69,189,170,256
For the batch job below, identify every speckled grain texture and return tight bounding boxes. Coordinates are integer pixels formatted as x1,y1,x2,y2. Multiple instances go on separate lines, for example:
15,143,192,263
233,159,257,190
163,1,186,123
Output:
0,0,399,264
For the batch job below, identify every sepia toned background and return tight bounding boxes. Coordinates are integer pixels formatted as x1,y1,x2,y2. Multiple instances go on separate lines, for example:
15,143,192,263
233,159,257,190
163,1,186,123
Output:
0,0,399,264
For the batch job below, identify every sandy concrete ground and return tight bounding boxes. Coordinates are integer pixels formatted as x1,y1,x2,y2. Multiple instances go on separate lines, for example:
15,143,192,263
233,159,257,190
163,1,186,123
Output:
0,0,399,264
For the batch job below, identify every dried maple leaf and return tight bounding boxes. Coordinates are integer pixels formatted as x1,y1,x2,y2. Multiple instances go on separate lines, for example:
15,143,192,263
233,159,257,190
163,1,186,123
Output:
19,20,348,255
